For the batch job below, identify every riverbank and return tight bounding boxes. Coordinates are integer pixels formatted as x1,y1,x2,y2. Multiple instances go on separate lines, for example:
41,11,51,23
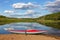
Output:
0,18,60,29
0,34,60,40
0,18,36,25
37,20,60,29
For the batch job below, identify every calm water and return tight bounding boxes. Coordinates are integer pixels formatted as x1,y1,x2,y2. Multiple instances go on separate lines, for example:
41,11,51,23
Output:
0,22,60,36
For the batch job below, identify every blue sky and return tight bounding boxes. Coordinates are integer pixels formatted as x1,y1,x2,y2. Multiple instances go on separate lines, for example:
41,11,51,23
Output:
0,0,59,18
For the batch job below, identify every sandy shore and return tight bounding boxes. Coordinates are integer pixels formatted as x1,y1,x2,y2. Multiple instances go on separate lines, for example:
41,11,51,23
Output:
0,34,60,40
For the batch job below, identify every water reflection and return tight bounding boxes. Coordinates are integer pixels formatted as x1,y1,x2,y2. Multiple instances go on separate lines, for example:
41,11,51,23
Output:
0,22,60,36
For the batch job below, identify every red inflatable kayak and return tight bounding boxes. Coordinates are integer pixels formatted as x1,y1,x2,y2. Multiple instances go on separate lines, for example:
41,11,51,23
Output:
4,28,47,34
8,29,47,34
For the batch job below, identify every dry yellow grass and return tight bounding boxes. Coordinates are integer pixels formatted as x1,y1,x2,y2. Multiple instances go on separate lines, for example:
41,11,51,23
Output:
0,34,60,40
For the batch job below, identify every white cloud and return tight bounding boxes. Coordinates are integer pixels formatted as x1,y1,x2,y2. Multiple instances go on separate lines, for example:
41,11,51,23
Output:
12,2,40,9
10,10,41,18
45,0,60,12
56,0,60,1
25,10,35,14
4,10,14,13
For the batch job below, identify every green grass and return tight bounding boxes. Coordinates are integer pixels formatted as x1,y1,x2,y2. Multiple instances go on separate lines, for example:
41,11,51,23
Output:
0,17,36,25
37,20,60,29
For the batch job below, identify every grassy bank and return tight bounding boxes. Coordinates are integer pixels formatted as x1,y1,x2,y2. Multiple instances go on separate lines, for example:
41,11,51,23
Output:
0,17,36,25
37,20,60,29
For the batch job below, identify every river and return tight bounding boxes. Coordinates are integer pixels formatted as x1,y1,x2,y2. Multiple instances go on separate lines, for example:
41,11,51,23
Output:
0,22,60,36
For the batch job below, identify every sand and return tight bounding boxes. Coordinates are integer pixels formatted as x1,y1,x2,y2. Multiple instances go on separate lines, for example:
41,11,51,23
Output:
0,34,60,40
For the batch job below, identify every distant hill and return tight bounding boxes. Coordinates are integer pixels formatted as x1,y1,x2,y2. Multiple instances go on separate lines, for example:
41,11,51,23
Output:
0,15,20,25
37,12,60,29
0,15,35,25
38,12,60,20
0,15,7,18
